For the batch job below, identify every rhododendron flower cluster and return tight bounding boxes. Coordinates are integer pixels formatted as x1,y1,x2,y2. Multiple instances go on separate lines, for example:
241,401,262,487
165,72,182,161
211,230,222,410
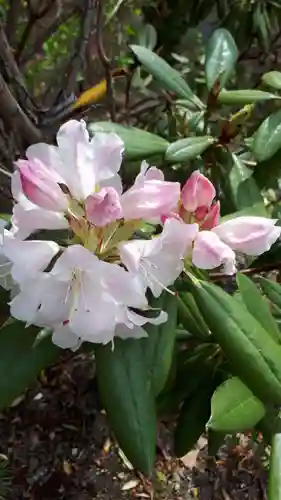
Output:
0,119,280,348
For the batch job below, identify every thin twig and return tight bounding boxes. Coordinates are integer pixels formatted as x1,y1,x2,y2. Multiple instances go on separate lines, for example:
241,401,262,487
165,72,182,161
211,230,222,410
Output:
0,22,37,119
210,260,281,282
15,0,55,63
96,0,116,122
52,0,94,106
0,72,41,148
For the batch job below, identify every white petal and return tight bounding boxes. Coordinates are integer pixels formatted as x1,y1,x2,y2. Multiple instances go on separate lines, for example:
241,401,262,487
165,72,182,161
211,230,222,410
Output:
3,238,59,284
52,324,81,350
91,132,124,181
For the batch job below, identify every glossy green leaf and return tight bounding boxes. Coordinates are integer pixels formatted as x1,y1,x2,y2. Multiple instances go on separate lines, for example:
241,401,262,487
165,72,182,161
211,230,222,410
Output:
262,71,281,90
89,122,169,160
208,377,265,432
259,278,281,318
95,339,156,475
165,136,214,163
190,279,281,405
174,381,214,457
229,154,263,210
268,412,281,500
205,28,238,90
137,24,157,51
157,344,215,416
208,429,225,457
130,44,203,107
253,109,281,162
177,293,210,339
0,323,60,410
218,89,276,105
236,273,281,343
142,293,177,396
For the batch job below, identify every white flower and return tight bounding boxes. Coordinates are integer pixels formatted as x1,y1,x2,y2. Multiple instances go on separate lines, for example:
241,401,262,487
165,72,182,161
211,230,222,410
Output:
120,218,198,297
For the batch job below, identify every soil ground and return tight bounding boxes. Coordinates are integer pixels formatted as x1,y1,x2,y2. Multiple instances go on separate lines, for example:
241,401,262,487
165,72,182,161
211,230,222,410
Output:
0,353,268,500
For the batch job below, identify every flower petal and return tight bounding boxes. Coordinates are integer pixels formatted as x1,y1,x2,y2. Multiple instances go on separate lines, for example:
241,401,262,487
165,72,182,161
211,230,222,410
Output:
212,216,281,255
192,231,236,275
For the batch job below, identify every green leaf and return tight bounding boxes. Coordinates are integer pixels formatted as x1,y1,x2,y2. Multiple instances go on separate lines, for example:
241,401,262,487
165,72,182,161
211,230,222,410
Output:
236,273,281,343
220,201,268,222
262,71,281,90
0,323,60,410
268,412,281,500
177,293,210,340
157,344,215,416
229,154,263,210
259,278,281,316
190,279,281,405
142,293,177,396
165,136,215,163
253,109,281,162
174,380,214,457
137,24,157,51
218,89,277,105
208,429,225,457
205,28,238,90
95,339,156,475
130,44,203,107
89,122,169,160
208,377,265,432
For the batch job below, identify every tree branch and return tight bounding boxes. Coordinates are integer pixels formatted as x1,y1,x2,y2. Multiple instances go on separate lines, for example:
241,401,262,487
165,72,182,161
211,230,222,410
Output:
15,0,56,63
0,22,36,119
96,0,116,122
4,0,22,44
0,72,41,148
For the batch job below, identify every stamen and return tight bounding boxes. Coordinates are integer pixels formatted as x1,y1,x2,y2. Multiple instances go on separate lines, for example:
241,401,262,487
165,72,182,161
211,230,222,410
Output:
139,262,175,296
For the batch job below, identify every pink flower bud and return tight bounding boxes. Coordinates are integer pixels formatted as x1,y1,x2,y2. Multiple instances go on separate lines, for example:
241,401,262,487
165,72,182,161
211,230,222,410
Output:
212,216,281,256
85,187,122,227
121,179,180,221
200,201,220,230
16,158,68,212
192,231,236,275
181,170,216,212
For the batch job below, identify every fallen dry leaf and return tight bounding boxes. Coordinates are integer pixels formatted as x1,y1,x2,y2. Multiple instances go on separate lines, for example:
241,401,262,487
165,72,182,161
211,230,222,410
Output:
121,479,139,491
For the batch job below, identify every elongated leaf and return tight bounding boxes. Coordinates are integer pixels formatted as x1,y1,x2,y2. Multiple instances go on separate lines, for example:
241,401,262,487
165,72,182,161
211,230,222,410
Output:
89,122,169,160
142,293,177,396
177,293,210,339
174,380,214,457
253,109,281,162
0,323,60,409
165,136,214,163
190,279,281,405
130,45,203,107
205,28,238,90
268,412,281,500
260,278,281,313
138,24,157,51
208,377,265,432
218,89,276,105
229,154,263,210
236,273,281,343
95,339,156,475
157,344,215,416
262,71,281,90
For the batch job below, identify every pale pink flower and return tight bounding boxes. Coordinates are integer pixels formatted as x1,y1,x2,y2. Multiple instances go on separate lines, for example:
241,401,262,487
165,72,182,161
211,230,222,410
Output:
192,231,236,275
120,218,198,297
11,171,68,239
200,201,220,230
121,161,180,221
16,158,68,212
212,216,281,256
85,187,122,227
181,170,215,212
